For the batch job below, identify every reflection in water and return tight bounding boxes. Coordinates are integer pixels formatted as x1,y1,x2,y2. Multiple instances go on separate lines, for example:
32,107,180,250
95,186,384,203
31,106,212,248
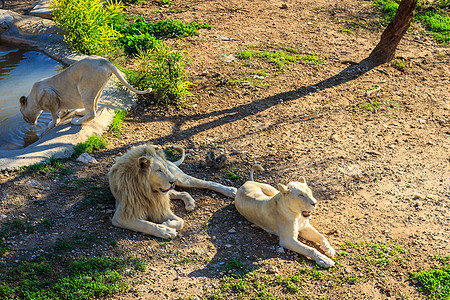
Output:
0,45,62,150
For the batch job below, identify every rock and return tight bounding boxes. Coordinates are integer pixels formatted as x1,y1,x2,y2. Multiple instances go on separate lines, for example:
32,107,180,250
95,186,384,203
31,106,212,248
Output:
228,229,236,234
276,247,285,253
426,194,439,201
268,266,279,274
224,244,232,248
330,134,339,142
76,153,98,164
222,54,236,63
413,194,423,199
281,3,288,9
417,118,426,124
0,214,6,219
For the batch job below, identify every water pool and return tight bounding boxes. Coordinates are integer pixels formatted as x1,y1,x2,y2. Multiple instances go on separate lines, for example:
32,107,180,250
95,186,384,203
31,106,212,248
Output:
0,45,62,150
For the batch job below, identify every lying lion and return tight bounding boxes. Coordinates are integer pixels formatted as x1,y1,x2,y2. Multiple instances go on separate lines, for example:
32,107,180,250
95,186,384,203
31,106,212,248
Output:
108,144,237,239
234,164,336,268
19,56,151,133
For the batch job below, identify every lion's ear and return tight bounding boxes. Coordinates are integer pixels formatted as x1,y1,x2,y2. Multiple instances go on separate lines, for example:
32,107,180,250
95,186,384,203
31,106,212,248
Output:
298,176,306,184
138,157,153,169
277,183,289,195
20,96,27,106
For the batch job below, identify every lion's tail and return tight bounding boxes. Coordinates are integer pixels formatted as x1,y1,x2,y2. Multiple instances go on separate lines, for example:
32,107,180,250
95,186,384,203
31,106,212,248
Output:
250,163,264,181
106,59,152,94
171,145,185,167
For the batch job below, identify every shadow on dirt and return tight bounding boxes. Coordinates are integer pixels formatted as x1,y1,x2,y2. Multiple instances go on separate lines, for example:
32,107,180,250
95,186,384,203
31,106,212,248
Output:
188,203,319,279
127,59,377,147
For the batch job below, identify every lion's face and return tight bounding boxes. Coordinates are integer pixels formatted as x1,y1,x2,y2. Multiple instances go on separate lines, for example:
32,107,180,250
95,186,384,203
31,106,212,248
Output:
19,95,42,125
278,178,317,218
139,152,177,194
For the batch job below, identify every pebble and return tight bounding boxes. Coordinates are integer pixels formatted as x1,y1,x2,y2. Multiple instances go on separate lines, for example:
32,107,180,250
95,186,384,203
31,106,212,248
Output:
276,247,285,254
330,134,339,142
0,214,6,219
228,229,236,233
268,266,279,274
76,153,98,164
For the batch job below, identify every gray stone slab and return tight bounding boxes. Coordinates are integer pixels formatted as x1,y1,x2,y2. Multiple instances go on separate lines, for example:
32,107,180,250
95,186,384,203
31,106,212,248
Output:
29,0,52,20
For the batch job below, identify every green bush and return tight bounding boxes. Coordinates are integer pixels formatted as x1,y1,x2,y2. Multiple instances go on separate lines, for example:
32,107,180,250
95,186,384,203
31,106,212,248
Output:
117,18,211,55
125,44,194,106
412,257,450,299
73,135,107,158
52,0,123,55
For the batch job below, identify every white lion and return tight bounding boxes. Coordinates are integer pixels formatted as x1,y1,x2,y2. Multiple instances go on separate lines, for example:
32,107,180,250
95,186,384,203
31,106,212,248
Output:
19,56,151,132
234,164,336,268
108,144,237,239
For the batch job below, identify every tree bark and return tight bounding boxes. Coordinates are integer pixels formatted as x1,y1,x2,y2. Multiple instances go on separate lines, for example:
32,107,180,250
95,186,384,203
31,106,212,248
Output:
368,0,418,65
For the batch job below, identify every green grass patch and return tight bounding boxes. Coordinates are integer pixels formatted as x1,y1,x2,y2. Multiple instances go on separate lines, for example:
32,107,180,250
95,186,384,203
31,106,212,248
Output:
371,0,450,45
352,98,398,112
0,256,147,299
412,256,450,300
237,48,320,69
51,0,123,55
109,109,127,136
73,135,107,158
21,157,64,175
54,233,99,252
339,28,354,34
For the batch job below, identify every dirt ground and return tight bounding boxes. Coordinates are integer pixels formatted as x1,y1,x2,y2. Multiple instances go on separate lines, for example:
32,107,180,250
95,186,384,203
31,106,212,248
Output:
1,0,449,299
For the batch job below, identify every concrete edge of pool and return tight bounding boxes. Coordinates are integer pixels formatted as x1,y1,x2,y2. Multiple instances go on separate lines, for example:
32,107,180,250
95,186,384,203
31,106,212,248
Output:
0,9,137,170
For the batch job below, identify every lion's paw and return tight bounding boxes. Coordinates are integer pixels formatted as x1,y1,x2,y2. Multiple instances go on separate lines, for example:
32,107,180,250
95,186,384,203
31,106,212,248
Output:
157,225,177,239
226,187,238,198
321,243,336,258
71,117,82,125
185,203,195,211
316,255,335,269
162,219,183,230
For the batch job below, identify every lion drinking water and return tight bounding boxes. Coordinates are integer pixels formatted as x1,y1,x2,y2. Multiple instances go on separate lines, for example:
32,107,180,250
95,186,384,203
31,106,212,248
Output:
19,56,151,133
108,144,237,239
235,164,336,268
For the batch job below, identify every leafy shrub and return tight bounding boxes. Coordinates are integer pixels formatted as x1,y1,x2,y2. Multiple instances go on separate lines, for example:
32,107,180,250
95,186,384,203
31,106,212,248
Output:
73,135,107,158
52,0,123,55
117,18,211,55
125,44,194,106
412,256,450,299
109,109,127,135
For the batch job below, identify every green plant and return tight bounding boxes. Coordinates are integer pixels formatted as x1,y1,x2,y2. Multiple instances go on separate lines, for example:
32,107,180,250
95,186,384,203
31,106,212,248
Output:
226,171,239,180
125,44,194,106
412,256,450,299
237,48,320,69
392,58,407,71
73,135,107,158
109,109,127,135
339,28,354,34
224,259,249,278
52,0,123,55
117,18,211,55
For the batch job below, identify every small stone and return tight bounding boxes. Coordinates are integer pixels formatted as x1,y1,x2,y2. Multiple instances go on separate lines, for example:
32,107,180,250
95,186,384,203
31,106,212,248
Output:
76,153,98,164
330,134,339,142
0,214,6,219
417,118,426,124
426,194,438,201
276,247,285,254
224,244,232,248
280,3,288,9
201,70,209,76
413,194,423,199
228,229,236,234
268,266,279,274
222,54,236,63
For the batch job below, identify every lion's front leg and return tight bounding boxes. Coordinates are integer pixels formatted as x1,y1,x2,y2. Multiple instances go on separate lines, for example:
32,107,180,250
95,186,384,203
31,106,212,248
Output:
279,224,334,268
44,110,60,133
112,212,177,239
299,225,335,258
169,190,195,211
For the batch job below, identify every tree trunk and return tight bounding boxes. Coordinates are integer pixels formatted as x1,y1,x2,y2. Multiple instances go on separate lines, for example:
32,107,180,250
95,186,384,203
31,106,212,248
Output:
368,0,418,65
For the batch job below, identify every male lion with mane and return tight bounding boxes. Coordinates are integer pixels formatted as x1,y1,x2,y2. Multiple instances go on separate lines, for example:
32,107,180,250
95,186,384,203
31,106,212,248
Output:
108,144,237,238
235,164,335,268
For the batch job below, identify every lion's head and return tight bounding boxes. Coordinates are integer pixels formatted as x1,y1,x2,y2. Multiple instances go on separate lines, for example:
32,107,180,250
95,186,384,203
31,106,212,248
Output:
19,95,42,125
108,144,177,221
277,178,317,218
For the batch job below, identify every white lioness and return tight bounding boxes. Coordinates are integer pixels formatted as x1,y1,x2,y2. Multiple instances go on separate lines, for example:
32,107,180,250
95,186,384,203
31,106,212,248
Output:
234,164,335,268
108,144,237,239
19,56,151,132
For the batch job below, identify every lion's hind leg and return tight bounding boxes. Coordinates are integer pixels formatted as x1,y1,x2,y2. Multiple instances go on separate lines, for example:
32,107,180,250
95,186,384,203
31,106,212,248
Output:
175,174,237,198
169,190,195,211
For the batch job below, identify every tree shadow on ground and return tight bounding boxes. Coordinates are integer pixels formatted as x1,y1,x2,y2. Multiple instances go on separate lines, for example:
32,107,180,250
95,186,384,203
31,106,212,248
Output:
125,59,377,147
